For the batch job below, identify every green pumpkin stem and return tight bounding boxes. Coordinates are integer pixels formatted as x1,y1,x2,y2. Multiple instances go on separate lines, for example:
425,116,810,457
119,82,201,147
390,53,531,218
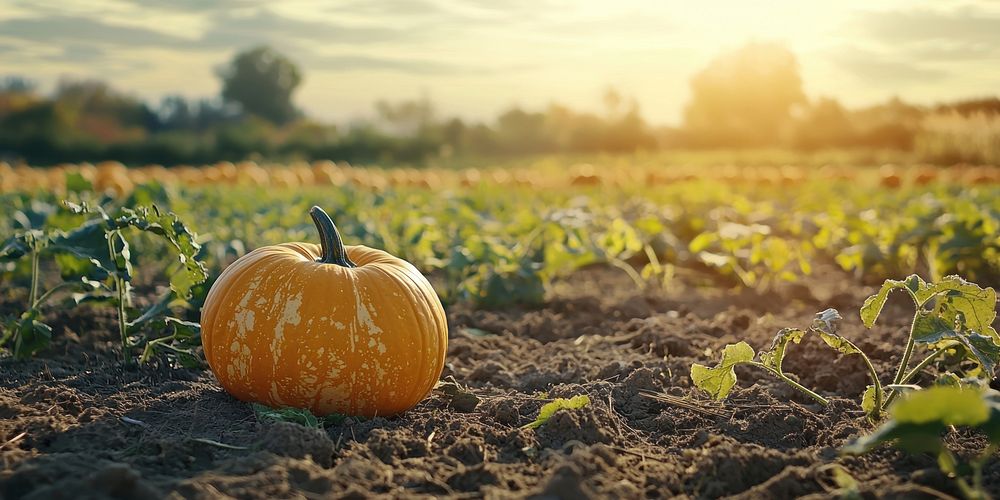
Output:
309,206,357,268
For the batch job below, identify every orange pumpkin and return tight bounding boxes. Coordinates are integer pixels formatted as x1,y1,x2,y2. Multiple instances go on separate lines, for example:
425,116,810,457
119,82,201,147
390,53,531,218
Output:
201,207,448,417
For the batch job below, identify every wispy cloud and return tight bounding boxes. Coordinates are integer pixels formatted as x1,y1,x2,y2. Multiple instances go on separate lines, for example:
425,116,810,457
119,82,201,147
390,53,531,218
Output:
299,53,467,74
200,8,414,50
829,46,948,83
854,5,1000,47
0,15,189,48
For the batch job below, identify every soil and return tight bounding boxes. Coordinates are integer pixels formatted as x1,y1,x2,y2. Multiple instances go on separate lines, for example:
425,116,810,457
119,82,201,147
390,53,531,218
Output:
1,265,998,499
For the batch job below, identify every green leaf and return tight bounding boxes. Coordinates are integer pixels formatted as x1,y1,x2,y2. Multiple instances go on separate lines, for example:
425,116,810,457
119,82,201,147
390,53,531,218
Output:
845,387,992,456
2,310,53,359
934,373,963,387
477,267,545,308
164,316,200,338
933,276,998,342
861,385,877,415
0,234,29,262
860,277,914,328
128,292,173,330
892,386,990,426
13,203,56,230
72,277,115,305
806,308,864,356
114,206,208,299
979,393,1000,443
912,311,957,344
843,421,946,455
912,311,1000,378
63,200,111,221
521,395,590,429
688,232,717,253
47,219,114,273
691,341,755,400
109,231,133,281
65,171,93,194
140,316,203,368
965,334,1000,377
759,328,805,373
124,181,169,207
824,465,861,500
252,403,322,428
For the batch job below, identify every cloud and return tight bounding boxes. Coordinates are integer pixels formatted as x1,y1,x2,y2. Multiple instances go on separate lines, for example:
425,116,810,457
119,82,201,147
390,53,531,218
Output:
0,15,190,48
301,53,469,74
0,7,420,53
860,5,1000,43
854,5,1000,53
905,42,1000,62
0,7,451,77
829,46,947,83
326,0,444,17
126,0,268,12
199,8,413,50
50,44,106,62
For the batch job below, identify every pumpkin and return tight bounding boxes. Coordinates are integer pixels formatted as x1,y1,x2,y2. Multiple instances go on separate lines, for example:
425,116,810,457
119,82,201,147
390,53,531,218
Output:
201,206,448,417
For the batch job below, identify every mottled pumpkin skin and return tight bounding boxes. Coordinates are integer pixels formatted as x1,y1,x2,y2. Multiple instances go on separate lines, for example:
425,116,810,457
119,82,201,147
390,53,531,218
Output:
201,243,447,417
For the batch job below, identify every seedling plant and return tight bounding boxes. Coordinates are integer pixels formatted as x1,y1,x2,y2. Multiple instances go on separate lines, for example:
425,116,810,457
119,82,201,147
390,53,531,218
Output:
692,275,999,422
1,193,207,366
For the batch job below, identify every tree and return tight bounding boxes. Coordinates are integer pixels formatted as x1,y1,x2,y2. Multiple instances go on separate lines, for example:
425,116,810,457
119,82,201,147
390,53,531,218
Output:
218,46,302,125
793,97,856,150
682,42,806,147
375,96,435,136
1,76,36,93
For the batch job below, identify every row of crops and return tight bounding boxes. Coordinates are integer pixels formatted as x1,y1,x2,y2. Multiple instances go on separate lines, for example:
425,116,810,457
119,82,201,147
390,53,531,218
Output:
3,159,1000,194
3,162,999,308
2,161,997,365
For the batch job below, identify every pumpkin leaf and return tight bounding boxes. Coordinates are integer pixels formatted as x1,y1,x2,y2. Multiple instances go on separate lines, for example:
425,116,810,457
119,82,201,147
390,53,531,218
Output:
0,234,29,262
845,386,994,456
812,308,862,356
113,206,208,299
64,171,93,194
843,420,946,456
932,276,998,342
860,385,878,416
109,231,133,282
860,276,918,328
139,316,202,368
691,342,755,400
252,403,323,428
71,277,115,305
123,181,170,207
892,386,991,426
1,310,53,360
822,465,861,500
759,328,805,373
912,311,1000,378
521,395,591,429
47,219,115,274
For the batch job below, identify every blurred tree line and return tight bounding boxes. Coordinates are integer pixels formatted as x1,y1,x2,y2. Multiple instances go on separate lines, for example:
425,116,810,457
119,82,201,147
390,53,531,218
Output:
1,44,998,166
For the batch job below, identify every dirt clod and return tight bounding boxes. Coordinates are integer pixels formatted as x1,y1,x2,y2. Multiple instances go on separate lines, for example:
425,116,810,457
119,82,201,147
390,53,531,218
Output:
258,422,335,468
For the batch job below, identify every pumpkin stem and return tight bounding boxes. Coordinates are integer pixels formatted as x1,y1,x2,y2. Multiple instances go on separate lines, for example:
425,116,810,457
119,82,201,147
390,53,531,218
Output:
309,206,357,268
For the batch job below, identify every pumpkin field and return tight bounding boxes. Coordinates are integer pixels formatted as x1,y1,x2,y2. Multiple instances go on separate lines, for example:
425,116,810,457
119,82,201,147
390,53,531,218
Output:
2,158,1000,499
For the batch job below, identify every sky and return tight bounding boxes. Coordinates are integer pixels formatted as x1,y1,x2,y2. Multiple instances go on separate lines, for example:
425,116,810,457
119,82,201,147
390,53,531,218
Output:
1,0,998,125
